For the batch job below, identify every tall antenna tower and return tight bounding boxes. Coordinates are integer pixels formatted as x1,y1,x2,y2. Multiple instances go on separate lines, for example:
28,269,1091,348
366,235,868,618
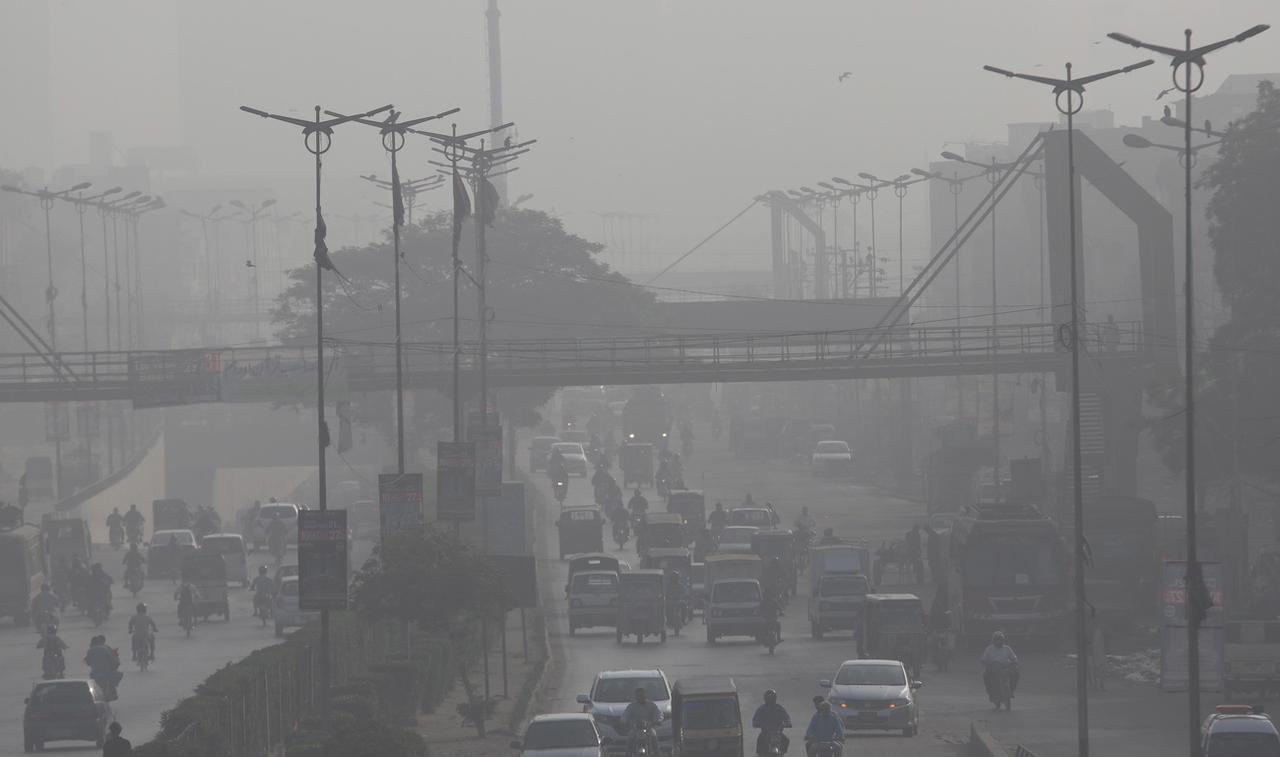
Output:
486,0,508,205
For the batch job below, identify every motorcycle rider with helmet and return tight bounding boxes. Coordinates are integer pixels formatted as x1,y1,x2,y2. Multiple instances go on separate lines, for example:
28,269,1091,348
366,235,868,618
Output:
127,603,158,662
251,566,275,619
37,623,68,679
106,508,125,548
752,689,792,755
122,544,146,590
803,700,845,757
621,686,662,755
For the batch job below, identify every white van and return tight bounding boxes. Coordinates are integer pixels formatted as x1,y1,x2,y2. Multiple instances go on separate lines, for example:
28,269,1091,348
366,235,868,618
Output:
200,533,248,587
251,503,301,549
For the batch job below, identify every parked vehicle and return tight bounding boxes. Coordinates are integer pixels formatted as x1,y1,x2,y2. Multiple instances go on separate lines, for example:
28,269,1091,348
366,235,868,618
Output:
862,594,926,679
0,525,45,626
670,677,742,757
820,658,922,737
23,678,113,752
557,507,605,560
200,533,249,587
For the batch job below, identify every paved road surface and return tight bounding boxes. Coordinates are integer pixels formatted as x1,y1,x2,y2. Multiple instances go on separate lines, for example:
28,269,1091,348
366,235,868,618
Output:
0,543,296,752
528,424,1190,757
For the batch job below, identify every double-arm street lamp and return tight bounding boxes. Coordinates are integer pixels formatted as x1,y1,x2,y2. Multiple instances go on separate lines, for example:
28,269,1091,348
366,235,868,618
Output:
834,176,891,297
229,198,277,341
360,172,446,228
1106,26,1268,755
984,55,1154,757
98,191,141,352
859,173,926,296
66,187,122,351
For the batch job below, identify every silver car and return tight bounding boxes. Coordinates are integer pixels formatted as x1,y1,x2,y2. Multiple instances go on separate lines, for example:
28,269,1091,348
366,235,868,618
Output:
577,669,672,753
820,659,922,737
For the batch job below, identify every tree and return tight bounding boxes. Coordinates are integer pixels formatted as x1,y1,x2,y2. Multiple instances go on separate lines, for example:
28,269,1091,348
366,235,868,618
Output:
1153,81,1280,488
273,207,659,446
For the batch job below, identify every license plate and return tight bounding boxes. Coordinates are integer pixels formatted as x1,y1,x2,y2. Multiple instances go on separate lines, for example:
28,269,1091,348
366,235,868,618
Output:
858,711,881,719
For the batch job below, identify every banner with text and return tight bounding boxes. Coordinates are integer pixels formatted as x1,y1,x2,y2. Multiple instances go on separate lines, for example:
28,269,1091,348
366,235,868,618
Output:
298,509,348,611
1159,560,1225,692
378,473,423,541
436,442,476,521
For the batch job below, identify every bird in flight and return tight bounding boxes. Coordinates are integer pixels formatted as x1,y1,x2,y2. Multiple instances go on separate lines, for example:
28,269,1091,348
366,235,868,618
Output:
838,71,852,82
1157,87,1176,100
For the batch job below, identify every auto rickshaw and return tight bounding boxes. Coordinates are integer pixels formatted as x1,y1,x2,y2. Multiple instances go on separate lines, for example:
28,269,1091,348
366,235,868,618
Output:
638,513,687,558
666,490,706,529
751,529,798,597
862,593,926,678
616,569,666,644
566,553,621,595
620,442,654,489
556,506,605,560
0,525,45,625
670,677,742,757
181,551,230,622
642,547,693,575
153,498,193,532
43,517,91,589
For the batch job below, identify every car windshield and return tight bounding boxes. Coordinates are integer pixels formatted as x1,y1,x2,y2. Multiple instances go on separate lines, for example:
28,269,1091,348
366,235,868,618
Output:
721,527,757,542
202,537,242,554
712,581,760,603
878,604,924,627
816,442,848,453
572,574,618,593
157,532,195,546
259,505,297,520
835,663,906,687
278,565,299,579
30,682,92,707
964,536,1061,587
731,511,769,524
593,677,670,702
552,444,584,456
523,720,600,750
822,575,869,596
1208,732,1280,757
680,697,739,730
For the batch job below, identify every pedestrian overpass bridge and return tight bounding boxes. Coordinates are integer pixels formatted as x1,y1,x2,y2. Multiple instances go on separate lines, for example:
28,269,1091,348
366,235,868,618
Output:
0,320,1146,406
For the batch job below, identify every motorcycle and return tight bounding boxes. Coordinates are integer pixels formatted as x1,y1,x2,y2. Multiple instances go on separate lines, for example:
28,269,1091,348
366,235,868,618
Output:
33,609,56,635
808,739,843,757
109,524,124,550
630,724,658,757
984,662,1016,710
179,604,195,638
126,524,143,547
90,672,119,702
612,518,631,549
125,568,144,598
759,730,786,757
89,596,109,628
757,623,780,655
553,478,568,504
41,647,65,680
254,592,273,626
667,598,688,636
133,635,153,671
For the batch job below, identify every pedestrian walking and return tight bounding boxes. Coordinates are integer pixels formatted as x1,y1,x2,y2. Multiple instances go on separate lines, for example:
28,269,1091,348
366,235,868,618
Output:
102,721,131,756
905,525,924,584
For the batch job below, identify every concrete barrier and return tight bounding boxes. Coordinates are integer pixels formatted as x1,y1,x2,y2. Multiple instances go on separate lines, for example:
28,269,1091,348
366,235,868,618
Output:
74,432,167,544
970,722,1010,757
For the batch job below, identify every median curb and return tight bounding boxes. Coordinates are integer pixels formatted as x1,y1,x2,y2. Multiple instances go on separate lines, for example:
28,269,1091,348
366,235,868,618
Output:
970,721,1010,757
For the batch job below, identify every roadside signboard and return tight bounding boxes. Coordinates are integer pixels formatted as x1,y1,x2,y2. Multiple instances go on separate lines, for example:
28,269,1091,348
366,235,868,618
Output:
297,510,348,611
1160,560,1225,692
378,473,423,541
486,482,529,556
129,350,222,408
436,442,476,521
468,412,502,495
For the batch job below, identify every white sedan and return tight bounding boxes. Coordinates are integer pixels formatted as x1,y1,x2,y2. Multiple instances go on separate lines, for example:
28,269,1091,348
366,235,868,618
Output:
551,443,591,477
511,713,609,757
811,440,853,477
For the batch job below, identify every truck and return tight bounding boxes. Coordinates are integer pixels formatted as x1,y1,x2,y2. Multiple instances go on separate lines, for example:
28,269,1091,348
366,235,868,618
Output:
622,387,671,446
947,503,1069,643
808,543,872,640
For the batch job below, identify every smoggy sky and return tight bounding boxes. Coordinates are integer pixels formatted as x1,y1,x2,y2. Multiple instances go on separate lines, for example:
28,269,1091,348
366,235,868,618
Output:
11,0,1277,275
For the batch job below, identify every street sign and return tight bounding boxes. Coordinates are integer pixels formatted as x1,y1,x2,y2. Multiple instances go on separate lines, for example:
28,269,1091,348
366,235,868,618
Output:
1159,560,1225,692
378,473,423,541
468,412,502,495
488,554,538,610
129,350,222,408
297,510,348,611
486,482,529,557
436,442,476,521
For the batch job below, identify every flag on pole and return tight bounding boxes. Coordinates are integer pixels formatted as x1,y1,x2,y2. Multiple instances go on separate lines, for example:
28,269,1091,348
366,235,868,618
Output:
477,177,500,227
452,169,471,251
391,159,405,229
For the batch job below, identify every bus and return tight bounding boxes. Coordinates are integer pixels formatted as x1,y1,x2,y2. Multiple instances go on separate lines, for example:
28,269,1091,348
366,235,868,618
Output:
0,525,46,626
947,503,1069,644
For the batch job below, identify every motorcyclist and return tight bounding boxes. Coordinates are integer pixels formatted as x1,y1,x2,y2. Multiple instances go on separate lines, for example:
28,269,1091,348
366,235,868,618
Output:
592,465,615,501
752,689,792,755
980,631,1019,707
765,502,780,527
89,563,113,616
251,565,275,617
817,528,842,546
122,543,146,587
628,489,649,519
84,635,120,698
107,508,125,547
708,502,726,537
174,580,200,629
68,557,89,611
761,565,784,643
37,624,68,678
665,567,691,625
803,700,845,757
31,583,60,628
128,603,158,661
123,504,144,542
621,686,662,755
794,506,816,534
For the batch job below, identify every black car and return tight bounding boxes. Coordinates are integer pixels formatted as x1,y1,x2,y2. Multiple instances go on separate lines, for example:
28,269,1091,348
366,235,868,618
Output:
24,679,112,751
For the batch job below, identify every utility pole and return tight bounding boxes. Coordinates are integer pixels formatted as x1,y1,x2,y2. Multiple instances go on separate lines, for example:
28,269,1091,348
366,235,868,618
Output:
240,100,392,722
985,55,1154,757
486,0,508,205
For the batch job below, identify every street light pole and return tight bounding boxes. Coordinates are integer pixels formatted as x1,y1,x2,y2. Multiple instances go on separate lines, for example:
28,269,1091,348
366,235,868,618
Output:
985,56,1154,757
230,198,277,342
1108,27,1268,750
240,100,392,722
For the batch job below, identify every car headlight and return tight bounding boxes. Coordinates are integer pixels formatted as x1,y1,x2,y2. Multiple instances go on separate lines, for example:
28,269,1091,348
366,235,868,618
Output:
887,699,911,709
830,699,850,709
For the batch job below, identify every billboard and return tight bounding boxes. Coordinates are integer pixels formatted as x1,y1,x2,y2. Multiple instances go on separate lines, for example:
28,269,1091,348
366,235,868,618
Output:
486,482,529,557
436,442,476,521
468,412,502,496
378,473,423,541
298,510,348,611
1159,560,1225,692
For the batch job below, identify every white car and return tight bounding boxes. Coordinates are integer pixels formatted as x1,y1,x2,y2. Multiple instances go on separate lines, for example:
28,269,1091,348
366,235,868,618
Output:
576,669,672,748
716,526,759,554
551,443,590,477
511,713,608,757
811,440,853,477
199,533,248,587
273,575,318,637
251,502,301,549
820,659,922,737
